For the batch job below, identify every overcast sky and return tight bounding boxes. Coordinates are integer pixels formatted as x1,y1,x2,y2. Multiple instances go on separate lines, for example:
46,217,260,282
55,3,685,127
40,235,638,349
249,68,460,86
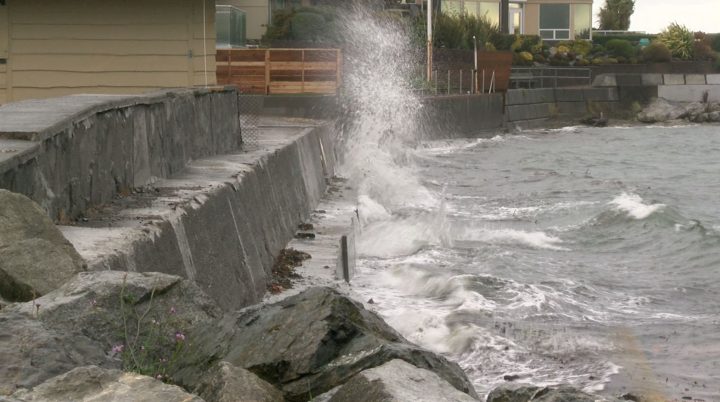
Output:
591,0,720,34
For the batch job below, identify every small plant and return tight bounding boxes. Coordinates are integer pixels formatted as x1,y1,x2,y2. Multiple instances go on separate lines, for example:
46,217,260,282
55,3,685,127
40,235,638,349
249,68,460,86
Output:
113,274,190,382
693,32,717,62
571,40,593,57
642,42,672,62
606,39,636,60
658,22,694,60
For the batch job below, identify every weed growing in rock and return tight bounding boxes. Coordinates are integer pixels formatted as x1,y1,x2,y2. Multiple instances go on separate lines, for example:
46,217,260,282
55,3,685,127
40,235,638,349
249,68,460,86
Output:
113,274,189,382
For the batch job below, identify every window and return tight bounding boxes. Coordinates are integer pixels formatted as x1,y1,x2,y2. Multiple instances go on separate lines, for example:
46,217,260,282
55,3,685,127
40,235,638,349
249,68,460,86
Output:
573,4,592,40
443,0,463,15
464,1,499,26
539,4,570,40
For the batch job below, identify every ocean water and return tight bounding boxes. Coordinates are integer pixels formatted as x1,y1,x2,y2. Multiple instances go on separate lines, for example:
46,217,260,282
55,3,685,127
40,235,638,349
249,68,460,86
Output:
351,125,720,400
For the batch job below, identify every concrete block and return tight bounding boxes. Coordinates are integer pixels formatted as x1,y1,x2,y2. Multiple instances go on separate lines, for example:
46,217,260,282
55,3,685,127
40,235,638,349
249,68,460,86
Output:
554,88,584,102
592,74,617,87
641,74,663,86
658,85,720,102
707,74,720,85
615,74,643,87
583,87,619,102
506,103,553,121
556,101,588,115
505,88,555,105
685,74,707,85
663,74,685,85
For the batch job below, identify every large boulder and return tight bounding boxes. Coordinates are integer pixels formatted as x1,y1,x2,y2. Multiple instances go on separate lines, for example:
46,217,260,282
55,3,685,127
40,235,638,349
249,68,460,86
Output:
636,98,686,123
193,362,284,402
487,384,619,402
172,287,477,401
5,270,222,348
0,312,118,396
11,366,204,402
0,190,85,302
325,359,478,402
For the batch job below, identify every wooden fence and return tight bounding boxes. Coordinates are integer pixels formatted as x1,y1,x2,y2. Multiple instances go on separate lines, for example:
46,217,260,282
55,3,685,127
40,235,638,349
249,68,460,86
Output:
216,48,342,95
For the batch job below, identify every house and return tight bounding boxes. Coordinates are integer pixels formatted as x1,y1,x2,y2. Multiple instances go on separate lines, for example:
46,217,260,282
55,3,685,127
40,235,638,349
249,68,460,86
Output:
442,0,593,40
0,0,217,104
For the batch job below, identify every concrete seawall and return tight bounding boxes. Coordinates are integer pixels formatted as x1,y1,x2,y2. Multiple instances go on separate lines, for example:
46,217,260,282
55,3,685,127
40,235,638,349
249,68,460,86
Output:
58,122,337,311
594,73,720,103
505,87,620,128
0,89,338,311
0,88,241,222
420,94,505,137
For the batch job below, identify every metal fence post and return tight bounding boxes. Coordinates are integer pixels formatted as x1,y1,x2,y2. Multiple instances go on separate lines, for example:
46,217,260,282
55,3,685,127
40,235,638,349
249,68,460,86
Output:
459,70,463,94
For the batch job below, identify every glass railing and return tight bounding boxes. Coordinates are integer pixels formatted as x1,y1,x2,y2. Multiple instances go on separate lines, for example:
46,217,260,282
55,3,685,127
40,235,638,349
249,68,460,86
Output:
216,5,246,48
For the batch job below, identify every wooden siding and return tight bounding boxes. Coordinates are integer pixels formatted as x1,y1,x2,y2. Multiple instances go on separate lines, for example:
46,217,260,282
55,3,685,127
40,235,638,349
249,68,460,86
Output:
3,0,216,103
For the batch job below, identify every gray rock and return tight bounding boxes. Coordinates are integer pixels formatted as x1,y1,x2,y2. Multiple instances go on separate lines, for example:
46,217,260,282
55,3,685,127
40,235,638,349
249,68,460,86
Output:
172,287,477,402
5,270,222,349
487,384,619,402
194,361,284,402
327,359,478,402
0,312,117,396
0,190,85,302
708,111,720,122
637,98,686,123
12,365,204,402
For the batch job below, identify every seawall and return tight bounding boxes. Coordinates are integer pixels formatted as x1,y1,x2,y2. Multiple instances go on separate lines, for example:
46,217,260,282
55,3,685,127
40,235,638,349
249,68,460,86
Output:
505,87,620,128
0,88,241,222
0,90,338,311
593,73,720,103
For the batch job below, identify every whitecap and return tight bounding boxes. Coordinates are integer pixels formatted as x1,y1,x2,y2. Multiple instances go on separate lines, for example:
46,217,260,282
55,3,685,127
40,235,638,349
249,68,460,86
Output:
609,193,665,220
457,228,568,251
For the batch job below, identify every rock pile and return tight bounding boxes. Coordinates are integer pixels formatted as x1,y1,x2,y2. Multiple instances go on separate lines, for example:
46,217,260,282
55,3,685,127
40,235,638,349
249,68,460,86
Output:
637,98,720,123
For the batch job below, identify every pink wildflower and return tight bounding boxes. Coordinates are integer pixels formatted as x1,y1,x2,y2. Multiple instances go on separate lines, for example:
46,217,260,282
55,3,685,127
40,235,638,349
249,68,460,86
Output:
169,306,177,314
175,332,186,342
111,344,124,355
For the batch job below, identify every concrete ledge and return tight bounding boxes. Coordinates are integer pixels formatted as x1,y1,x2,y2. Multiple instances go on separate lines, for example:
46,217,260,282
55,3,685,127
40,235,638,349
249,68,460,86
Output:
685,74,707,85
658,85,720,102
707,75,720,85
641,74,664,86
615,74,643,87
663,74,686,85
61,121,337,311
0,88,241,221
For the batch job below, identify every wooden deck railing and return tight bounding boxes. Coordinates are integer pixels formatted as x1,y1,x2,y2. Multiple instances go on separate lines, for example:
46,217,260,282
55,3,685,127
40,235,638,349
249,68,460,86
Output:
216,48,342,95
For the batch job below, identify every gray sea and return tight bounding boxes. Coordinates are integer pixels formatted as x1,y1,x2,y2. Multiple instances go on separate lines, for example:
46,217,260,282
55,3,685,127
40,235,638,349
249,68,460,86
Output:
351,125,720,400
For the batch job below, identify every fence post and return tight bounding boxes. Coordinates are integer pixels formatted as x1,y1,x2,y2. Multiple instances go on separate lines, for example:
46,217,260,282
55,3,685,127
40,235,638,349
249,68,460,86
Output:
459,70,463,94
434,70,438,95
301,49,305,93
336,50,342,95
447,70,450,95
264,50,270,95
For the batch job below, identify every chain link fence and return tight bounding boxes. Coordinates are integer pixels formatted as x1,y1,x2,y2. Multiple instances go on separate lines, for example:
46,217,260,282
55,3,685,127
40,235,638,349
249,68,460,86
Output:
238,95,262,150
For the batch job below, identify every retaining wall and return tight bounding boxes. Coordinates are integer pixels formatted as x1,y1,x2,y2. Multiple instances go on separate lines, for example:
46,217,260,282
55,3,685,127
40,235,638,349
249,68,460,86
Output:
0,88,242,221
593,73,720,103
505,87,620,127
420,94,505,137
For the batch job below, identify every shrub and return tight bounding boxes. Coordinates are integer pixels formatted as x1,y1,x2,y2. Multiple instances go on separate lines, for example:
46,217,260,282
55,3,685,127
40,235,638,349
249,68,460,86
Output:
291,12,331,41
693,32,717,61
658,22,694,60
591,44,606,55
572,40,593,56
514,51,534,65
642,42,672,62
606,39,636,59
712,34,720,52
432,12,499,49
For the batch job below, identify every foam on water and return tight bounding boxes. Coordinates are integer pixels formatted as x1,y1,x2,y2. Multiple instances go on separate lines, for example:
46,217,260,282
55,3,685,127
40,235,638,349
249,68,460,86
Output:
457,227,568,251
609,193,665,220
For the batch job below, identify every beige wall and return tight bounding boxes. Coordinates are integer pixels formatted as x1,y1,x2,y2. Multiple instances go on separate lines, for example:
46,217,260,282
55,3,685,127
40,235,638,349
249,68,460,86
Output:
524,0,593,40
221,0,269,41
0,0,217,104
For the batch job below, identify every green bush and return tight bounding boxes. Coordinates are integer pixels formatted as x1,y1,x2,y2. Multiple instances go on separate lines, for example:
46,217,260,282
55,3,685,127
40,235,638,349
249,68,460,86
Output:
490,33,516,51
592,34,656,47
693,32,718,61
642,42,672,62
571,40,593,56
712,34,720,52
291,12,331,41
658,22,694,60
605,39,636,59
431,12,499,50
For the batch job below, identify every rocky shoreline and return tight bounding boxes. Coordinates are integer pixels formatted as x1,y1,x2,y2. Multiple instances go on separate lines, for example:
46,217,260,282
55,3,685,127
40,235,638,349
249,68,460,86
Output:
0,177,634,402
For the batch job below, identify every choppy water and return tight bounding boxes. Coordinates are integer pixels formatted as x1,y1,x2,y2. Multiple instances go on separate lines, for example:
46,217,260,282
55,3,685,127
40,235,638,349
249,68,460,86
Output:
352,125,720,400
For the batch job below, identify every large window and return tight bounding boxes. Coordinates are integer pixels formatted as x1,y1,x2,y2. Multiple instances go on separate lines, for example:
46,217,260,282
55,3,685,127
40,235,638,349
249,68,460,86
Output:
573,4,592,40
443,0,463,15
539,4,570,40
464,1,499,26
